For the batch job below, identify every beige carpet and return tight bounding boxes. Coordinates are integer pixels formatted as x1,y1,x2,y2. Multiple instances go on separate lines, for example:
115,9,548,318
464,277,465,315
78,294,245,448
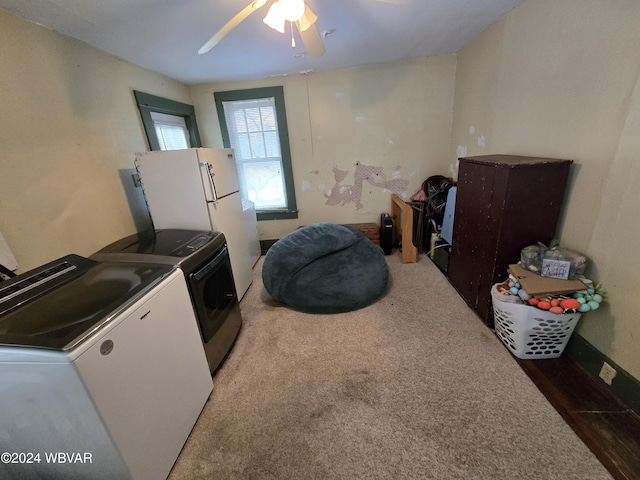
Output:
169,252,612,479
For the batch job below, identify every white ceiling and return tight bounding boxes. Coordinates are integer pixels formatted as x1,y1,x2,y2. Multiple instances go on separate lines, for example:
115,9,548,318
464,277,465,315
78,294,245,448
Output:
0,0,525,85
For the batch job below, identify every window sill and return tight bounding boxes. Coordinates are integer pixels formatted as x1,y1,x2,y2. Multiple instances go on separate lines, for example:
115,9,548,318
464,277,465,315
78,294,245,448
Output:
257,210,299,221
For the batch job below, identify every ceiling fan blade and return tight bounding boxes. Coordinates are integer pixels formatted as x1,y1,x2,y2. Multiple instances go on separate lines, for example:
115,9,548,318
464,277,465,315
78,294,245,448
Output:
198,0,268,55
298,22,325,58
297,3,317,32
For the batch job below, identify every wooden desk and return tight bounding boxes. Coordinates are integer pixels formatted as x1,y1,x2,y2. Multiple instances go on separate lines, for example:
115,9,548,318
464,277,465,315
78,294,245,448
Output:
391,194,418,263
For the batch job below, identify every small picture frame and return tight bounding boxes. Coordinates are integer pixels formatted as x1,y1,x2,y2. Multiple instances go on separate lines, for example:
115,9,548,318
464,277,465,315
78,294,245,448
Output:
541,259,571,280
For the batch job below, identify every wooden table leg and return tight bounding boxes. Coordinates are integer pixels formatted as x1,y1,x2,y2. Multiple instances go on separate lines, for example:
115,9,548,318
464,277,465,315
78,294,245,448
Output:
391,194,418,263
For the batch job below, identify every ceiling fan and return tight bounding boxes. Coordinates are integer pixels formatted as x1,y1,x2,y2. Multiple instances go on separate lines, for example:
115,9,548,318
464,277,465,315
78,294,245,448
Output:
198,0,411,59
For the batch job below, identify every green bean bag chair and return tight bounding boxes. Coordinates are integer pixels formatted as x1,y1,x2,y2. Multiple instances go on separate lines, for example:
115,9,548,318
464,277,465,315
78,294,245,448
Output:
262,223,389,314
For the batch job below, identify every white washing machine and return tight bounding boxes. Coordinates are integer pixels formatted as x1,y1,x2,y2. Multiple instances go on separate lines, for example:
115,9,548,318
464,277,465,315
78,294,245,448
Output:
0,255,212,480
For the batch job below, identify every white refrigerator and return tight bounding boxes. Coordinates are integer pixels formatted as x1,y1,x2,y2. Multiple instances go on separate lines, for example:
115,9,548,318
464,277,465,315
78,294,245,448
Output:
135,148,258,300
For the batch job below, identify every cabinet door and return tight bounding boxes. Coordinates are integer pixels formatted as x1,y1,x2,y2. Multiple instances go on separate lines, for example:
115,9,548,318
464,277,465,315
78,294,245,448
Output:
448,160,502,313
494,163,571,275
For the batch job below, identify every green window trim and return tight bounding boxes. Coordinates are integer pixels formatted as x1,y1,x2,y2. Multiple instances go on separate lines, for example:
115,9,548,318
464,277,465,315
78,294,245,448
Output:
134,91,202,151
214,86,298,221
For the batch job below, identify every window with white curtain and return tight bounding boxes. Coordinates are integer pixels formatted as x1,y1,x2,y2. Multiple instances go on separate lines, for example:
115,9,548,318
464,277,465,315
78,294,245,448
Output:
222,97,286,209
150,112,191,150
134,91,202,152
215,87,298,221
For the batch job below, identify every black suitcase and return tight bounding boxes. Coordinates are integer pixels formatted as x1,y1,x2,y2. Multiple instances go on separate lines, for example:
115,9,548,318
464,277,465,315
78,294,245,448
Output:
380,213,393,255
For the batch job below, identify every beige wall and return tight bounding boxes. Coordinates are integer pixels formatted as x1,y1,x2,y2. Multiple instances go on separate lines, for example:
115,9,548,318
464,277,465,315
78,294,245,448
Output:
451,0,640,379
191,55,456,240
1,6,455,268
0,8,192,271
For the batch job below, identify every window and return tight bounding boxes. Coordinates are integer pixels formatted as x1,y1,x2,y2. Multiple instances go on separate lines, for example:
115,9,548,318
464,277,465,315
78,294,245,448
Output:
215,87,298,221
134,91,202,151
150,112,190,150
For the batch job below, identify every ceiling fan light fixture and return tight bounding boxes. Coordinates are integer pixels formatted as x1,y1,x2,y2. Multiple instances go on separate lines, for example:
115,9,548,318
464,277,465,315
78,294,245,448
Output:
280,0,306,21
263,0,306,33
263,4,286,33
296,5,317,32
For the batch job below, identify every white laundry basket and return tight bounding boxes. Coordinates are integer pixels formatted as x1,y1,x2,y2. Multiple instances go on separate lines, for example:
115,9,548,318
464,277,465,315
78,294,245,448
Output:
491,285,581,359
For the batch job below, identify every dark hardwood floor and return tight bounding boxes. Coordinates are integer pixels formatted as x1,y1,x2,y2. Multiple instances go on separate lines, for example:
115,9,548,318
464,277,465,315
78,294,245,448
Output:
517,356,640,480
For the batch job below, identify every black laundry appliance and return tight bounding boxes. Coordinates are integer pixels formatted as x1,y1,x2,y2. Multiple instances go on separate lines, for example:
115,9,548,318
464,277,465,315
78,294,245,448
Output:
91,229,242,374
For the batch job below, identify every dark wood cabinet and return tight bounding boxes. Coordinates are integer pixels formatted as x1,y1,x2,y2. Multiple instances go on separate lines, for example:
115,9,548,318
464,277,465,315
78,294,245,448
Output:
447,155,573,325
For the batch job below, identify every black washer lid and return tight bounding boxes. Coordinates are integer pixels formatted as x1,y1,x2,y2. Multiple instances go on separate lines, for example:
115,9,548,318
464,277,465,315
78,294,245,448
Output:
92,229,227,272
0,255,172,351
98,229,219,257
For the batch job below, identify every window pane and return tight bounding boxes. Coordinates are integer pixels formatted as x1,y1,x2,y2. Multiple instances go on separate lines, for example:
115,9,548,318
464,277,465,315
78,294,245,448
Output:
135,91,201,151
150,111,191,151
217,87,297,219
223,97,287,209
249,132,265,158
264,131,280,157
237,134,252,159
154,124,190,150
245,108,262,132
233,110,248,133
261,107,276,130
242,161,286,209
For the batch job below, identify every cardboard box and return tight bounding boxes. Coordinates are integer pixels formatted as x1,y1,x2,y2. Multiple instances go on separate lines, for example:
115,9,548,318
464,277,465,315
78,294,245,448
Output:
508,263,587,297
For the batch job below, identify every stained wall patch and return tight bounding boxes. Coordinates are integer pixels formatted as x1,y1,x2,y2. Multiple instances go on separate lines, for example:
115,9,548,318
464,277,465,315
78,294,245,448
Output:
324,162,409,210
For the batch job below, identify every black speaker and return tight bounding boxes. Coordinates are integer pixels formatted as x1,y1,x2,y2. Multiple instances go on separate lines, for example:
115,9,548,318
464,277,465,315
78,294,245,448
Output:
380,213,393,255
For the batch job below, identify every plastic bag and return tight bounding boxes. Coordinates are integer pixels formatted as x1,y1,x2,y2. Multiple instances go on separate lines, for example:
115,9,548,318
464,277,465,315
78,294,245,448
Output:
520,243,546,272
520,242,588,280
542,246,588,280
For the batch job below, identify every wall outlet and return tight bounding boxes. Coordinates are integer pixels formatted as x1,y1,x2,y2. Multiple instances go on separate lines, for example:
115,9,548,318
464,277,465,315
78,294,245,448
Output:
599,362,617,385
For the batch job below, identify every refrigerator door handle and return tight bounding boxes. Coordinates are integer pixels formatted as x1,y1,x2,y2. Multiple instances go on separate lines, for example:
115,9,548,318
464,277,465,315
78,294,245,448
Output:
200,162,218,204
